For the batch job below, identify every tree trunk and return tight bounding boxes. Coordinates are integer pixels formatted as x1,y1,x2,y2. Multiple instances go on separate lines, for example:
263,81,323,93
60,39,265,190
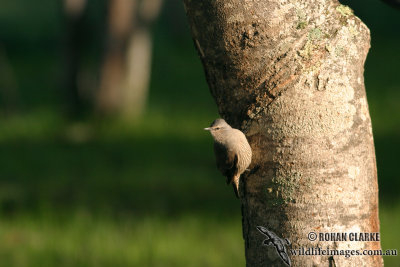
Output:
62,0,87,117
183,1,382,266
96,0,163,118
0,46,18,115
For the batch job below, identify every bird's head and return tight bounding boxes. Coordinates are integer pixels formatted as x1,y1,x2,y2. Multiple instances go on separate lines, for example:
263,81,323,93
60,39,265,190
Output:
204,118,232,140
204,118,231,132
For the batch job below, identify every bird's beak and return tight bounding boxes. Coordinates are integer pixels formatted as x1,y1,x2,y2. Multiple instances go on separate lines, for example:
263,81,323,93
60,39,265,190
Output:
204,127,211,131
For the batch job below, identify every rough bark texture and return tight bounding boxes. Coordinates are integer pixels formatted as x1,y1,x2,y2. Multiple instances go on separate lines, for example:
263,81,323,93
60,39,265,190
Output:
183,0,382,266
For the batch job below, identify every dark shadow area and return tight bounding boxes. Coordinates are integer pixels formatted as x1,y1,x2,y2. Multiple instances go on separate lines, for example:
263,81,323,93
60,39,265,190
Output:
0,134,240,218
375,135,400,202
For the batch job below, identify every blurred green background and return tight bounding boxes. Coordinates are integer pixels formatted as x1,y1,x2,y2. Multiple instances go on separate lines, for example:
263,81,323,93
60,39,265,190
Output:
0,0,398,266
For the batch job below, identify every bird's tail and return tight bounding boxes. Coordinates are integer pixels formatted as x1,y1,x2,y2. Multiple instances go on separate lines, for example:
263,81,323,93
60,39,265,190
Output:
232,174,240,198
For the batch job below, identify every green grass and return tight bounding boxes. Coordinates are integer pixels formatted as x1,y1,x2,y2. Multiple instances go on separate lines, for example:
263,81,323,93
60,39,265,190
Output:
0,205,397,267
0,112,398,267
0,112,247,267
380,203,400,267
0,212,245,267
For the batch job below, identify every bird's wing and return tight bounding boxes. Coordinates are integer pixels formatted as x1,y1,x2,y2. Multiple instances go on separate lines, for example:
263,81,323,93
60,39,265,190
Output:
214,142,237,181
227,155,238,185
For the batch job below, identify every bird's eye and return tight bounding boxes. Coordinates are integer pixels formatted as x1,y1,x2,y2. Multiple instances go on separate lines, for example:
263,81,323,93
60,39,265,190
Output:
215,127,220,130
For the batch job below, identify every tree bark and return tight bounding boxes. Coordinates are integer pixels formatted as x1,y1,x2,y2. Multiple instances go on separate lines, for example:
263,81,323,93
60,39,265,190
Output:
183,1,382,266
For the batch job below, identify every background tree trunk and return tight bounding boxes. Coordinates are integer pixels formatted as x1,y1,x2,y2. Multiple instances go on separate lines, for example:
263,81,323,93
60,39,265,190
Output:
183,0,382,266
96,0,163,118
0,45,18,115
62,0,88,117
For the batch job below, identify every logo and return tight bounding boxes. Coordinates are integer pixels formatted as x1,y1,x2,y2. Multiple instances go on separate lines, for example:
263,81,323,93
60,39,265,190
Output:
257,226,291,266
